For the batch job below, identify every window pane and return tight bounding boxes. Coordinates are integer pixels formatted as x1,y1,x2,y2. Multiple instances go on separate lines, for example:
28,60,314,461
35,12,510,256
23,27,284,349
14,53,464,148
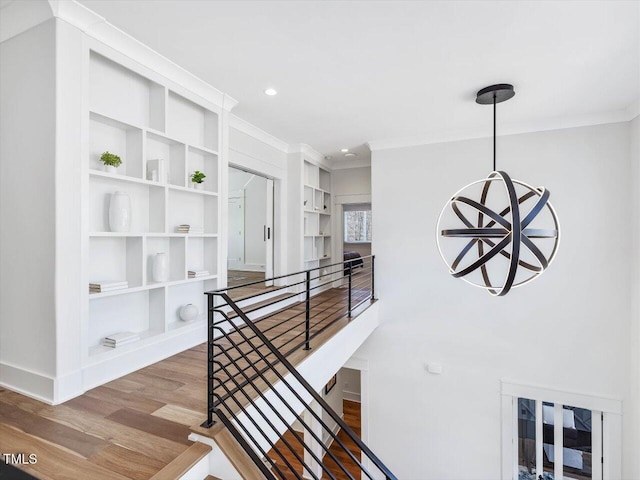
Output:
344,210,372,243
563,405,592,480
542,402,555,477
517,398,537,480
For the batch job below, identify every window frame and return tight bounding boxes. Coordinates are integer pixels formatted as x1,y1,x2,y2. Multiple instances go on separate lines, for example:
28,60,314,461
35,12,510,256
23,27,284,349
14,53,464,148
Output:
501,381,622,480
343,207,372,244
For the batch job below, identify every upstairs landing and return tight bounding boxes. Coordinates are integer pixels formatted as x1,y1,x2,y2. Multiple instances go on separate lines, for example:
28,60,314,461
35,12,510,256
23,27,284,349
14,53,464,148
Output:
0,288,377,480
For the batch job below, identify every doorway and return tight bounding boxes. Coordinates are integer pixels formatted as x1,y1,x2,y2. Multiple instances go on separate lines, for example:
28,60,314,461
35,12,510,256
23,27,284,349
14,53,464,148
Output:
227,166,274,299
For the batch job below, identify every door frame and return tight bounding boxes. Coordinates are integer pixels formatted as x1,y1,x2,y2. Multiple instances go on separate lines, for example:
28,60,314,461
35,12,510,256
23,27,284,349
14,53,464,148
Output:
227,164,276,282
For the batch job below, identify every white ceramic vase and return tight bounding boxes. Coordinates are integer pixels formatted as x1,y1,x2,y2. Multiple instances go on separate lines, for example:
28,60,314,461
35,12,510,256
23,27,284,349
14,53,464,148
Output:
179,304,199,322
109,191,131,232
194,182,204,190
104,164,117,174
152,253,169,283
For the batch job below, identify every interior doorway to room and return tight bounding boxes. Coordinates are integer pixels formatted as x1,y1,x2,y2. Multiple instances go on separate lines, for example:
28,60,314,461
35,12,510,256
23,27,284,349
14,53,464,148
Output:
342,203,372,264
227,166,274,299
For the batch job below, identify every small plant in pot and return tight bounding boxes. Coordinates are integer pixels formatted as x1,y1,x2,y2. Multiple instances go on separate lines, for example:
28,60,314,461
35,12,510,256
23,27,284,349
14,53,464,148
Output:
101,151,122,174
191,170,206,190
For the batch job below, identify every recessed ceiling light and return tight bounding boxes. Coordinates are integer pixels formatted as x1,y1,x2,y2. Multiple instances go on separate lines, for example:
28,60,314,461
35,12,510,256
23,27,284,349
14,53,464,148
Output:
341,148,349,153
345,152,357,157
264,88,278,96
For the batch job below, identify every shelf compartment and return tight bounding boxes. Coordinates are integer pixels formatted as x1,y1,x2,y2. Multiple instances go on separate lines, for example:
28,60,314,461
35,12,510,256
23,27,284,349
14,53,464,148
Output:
318,215,331,236
146,237,186,284
89,236,143,289
88,288,165,356
313,189,323,212
90,112,143,179
146,132,186,187
187,146,218,193
304,162,319,188
90,51,166,132
187,237,218,275
167,279,217,326
304,237,314,262
319,168,331,192
322,192,331,214
304,212,318,236
168,190,218,235
89,176,165,233
167,91,219,151
304,186,314,211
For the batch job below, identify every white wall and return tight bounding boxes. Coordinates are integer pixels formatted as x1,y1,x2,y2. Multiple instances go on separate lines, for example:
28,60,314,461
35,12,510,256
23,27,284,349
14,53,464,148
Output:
0,19,58,397
360,122,633,479
333,166,371,199
629,115,640,478
341,367,361,402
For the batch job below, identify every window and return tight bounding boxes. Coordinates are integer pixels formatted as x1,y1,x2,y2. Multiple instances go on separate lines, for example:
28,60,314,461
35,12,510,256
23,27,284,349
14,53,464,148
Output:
502,382,621,480
517,399,597,480
344,206,372,243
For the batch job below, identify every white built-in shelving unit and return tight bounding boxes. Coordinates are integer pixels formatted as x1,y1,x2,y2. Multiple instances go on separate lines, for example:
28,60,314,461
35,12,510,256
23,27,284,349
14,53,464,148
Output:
302,161,333,287
85,51,222,359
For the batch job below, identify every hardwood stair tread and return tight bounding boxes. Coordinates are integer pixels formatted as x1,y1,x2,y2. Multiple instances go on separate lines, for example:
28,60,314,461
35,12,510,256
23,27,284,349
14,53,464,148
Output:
150,442,212,480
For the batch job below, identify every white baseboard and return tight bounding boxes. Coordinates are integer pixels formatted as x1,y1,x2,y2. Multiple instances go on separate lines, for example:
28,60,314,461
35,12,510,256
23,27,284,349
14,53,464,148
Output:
0,361,55,404
343,390,361,403
82,322,207,394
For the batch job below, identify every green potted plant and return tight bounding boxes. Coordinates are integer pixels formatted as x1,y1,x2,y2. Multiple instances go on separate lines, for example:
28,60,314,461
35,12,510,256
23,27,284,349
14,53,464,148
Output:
191,170,206,190
100,151,122,174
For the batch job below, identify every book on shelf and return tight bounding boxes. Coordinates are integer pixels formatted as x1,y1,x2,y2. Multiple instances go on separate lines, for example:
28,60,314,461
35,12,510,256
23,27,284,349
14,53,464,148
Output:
176,224,204,234
188,270,210,278
89,281,128,293
103,331,140,348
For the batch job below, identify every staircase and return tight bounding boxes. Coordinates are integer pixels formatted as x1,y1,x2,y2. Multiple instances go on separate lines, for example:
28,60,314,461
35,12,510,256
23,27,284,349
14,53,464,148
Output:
192,256,396,480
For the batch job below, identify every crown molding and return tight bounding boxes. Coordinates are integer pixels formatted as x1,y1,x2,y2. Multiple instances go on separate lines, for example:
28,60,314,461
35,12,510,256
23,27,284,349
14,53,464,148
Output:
331,158,372,170
288,143,331,170
0,0,55,43
229,114,289,153
368,106,639,152
1,0,238,111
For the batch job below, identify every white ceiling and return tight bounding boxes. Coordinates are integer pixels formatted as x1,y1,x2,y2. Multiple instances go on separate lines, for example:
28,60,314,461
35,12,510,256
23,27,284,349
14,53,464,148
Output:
78,0,639,164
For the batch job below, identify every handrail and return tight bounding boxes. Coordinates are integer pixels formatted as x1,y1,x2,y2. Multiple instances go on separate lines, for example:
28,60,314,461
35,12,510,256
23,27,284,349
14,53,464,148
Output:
202,254,397,479
219,292,396,480
205,254,376,294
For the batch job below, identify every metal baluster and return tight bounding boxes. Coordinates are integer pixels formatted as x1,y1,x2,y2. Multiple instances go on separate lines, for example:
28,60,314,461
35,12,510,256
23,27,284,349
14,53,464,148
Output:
201,293,216,427
348,264,353,318
304,270,311,350
371,255,376,301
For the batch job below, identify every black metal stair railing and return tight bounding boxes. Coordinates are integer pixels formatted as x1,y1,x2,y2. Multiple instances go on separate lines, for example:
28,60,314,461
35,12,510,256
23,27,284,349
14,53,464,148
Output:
201,255,397,480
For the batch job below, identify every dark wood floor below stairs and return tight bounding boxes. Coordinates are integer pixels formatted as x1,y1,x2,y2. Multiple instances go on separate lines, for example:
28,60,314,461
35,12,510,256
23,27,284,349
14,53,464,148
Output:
0,286,373,480
267,400,362,480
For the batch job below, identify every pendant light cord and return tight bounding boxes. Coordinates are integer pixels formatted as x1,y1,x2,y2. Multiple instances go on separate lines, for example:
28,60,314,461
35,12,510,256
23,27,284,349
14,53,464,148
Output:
493,94,497,172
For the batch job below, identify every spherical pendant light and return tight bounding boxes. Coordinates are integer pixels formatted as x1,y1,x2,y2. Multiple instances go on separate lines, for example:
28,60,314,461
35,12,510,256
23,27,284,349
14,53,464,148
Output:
436,85,560,296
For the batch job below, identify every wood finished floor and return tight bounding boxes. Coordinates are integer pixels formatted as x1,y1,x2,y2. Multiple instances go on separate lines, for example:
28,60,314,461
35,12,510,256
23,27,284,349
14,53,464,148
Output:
1,286,372,480
267,400,362,480
227,270,277,301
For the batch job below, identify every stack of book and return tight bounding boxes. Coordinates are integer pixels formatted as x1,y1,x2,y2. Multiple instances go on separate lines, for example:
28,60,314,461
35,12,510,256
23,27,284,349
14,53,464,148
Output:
103,331,140,348
188,270,210,278
176,224,204,234
90,281,128,293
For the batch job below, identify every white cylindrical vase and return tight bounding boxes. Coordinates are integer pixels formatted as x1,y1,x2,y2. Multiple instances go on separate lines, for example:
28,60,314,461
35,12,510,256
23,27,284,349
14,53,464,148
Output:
152,252,169,282
194,182,204,190
109,191,131,232
104,164,118,174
